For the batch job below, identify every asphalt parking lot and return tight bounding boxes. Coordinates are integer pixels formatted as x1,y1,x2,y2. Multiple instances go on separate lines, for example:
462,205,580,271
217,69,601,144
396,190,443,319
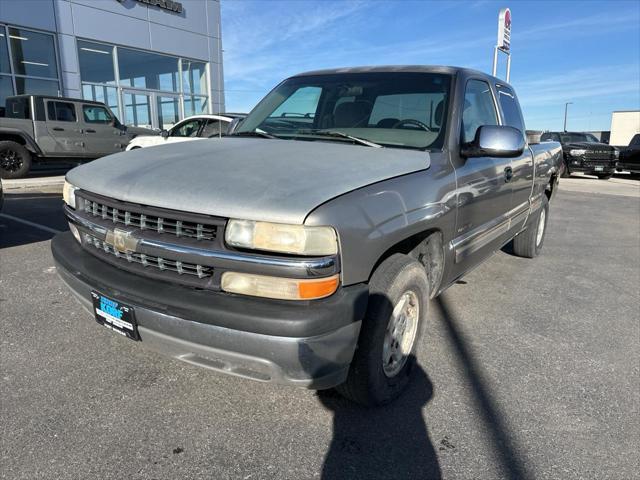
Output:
1,175,639,480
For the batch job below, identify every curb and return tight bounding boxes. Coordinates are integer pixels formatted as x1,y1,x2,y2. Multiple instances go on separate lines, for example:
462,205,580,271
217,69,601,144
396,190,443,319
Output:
2,176,65,191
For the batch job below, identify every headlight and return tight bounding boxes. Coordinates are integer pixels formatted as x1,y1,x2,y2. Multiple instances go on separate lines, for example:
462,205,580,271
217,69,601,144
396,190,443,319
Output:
62,180,79,209
221,272,340,300
225,219,338,256
569,149,587,156
613,150,620,158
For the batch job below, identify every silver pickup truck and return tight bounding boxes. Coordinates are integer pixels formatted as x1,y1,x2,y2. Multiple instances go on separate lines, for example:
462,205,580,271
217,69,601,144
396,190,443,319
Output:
52,66,562,405
0,95,154,178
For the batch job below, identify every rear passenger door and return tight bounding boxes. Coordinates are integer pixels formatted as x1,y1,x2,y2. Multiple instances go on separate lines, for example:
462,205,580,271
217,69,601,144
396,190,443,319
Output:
496,84,533,230
80,104,125,156
450,78,513,273
43,100,85,156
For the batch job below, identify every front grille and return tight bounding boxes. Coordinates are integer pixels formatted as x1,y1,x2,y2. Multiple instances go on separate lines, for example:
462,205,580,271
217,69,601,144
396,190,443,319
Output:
80,198,218,241
84,233,214,280
584,150,615,161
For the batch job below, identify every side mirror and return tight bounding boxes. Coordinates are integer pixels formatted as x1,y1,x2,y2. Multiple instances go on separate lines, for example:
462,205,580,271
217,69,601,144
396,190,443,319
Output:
161,129,169,139
461,125,525,158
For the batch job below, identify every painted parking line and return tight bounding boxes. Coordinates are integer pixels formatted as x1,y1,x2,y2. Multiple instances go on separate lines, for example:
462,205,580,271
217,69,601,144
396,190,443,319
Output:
0,213,62,235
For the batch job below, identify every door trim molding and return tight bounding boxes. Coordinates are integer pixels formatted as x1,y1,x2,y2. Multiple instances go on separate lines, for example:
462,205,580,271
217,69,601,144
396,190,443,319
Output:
451,200,529,263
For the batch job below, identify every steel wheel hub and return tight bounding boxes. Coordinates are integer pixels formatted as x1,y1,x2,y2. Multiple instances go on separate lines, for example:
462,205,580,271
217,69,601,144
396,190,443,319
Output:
382,290,420,377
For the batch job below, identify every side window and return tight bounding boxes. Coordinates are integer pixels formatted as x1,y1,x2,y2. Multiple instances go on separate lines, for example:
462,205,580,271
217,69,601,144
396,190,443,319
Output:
47,101,77,122
83,105,112,124
540,132,552,142
170,119,202,137
462,79,498,143
199,119,223,138
496,85,525,134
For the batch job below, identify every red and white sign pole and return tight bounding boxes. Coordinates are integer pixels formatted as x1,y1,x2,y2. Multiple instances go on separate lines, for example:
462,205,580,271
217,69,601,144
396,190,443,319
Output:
492,8,512,81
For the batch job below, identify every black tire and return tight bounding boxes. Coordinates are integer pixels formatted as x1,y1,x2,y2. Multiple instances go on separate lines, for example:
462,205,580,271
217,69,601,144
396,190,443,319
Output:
597,174,612,180
336,254,429,406
513,195,549,258
0,141,32,179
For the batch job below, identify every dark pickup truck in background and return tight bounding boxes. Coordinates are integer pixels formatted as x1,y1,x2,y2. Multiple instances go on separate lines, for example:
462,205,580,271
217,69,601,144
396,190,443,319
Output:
541,131,619,179
53,66,562,405
615,133,640,174
0,95,155,179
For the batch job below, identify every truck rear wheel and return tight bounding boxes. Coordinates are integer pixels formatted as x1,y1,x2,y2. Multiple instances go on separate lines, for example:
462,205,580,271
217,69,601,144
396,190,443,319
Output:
336,254,429,406
513,195,549,258
0,141,32,179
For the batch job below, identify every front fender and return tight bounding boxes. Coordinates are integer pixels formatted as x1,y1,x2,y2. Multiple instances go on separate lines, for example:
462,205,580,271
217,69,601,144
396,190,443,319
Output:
304,163,457,286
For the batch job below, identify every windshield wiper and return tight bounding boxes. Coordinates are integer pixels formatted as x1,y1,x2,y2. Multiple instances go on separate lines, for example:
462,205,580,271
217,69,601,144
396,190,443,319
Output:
296,129,383,148
232,130,277,139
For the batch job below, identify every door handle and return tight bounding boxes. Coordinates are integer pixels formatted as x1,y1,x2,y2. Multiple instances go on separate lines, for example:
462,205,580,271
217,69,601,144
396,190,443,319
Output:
52,127,64,131
85,129,96,133
504,166,513,182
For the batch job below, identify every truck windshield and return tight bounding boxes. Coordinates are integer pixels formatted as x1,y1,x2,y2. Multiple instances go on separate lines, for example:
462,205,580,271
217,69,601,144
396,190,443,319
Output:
560,133,600,143
236,72,451,150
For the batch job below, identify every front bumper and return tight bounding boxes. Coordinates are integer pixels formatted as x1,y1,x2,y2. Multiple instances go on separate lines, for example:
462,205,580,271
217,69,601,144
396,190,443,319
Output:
565,156,617,174
51,232,368,389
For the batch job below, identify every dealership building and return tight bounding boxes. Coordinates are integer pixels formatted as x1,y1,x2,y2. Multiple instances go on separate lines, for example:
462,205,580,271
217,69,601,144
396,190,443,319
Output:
0,0,224,129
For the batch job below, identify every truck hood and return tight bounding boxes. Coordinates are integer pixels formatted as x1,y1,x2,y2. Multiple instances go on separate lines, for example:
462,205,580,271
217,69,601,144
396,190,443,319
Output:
67,137,430,224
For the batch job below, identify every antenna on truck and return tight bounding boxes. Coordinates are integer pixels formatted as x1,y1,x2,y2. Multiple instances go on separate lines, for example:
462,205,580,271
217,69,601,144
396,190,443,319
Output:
492,8,512,81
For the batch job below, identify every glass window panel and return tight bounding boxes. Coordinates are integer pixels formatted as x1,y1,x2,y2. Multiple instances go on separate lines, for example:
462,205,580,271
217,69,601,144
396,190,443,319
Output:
182,60,207,95
171,119,203,137
83,105,112,124
78,40,115,84
1,30,11,74
184,95,208,117
47,101,77,122
118,47,179,92
9,27,58,78
462,80,498,143
123,92,152,128
200,119,223,138
0,75,14,112
82,83,120,122
15,77,59,96
156,95,180,130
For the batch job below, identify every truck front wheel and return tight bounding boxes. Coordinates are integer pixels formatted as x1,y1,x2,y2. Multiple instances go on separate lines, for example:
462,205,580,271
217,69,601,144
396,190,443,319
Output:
0,141,32,179
336,254,429,406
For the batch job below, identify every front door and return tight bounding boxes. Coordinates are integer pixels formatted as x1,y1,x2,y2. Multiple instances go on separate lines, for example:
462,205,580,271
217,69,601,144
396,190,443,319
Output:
42,100,86,156
80,103,126,156
450,79,513,276
122,91,153,129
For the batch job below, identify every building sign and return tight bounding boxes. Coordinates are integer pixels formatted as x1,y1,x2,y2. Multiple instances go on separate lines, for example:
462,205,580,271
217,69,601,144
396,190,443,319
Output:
116,0,183,14
497,8,511,52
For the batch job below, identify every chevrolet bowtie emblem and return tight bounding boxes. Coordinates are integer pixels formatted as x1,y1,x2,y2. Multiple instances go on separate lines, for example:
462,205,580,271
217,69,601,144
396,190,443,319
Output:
105,228,139,253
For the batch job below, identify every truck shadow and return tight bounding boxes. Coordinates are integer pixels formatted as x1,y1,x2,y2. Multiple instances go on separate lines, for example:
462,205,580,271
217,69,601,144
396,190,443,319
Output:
317,361,441,480
314,291,441,480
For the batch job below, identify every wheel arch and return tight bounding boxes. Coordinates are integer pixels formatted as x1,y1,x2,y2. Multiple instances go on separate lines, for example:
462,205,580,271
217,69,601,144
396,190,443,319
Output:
0,129,41,155
369,228,445,298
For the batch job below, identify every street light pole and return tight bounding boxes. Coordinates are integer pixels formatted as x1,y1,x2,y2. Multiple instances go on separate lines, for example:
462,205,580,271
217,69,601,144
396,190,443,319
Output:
564,102,573,132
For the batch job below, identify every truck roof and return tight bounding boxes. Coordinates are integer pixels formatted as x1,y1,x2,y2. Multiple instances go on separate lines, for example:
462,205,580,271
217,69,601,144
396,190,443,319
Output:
292,65,507,84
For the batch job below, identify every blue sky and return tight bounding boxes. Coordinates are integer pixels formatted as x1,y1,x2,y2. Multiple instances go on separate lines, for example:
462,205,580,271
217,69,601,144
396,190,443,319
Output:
220,0,640,132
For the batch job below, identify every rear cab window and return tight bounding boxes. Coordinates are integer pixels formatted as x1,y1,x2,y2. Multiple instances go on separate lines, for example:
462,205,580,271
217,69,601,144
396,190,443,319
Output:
47,101,77,122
